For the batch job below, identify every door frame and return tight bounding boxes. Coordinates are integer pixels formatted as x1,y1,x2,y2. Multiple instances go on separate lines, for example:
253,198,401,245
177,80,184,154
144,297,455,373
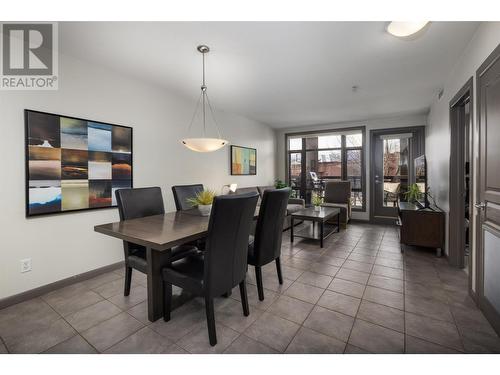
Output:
476,43,500,334
369,126,426,224
448,77,473,293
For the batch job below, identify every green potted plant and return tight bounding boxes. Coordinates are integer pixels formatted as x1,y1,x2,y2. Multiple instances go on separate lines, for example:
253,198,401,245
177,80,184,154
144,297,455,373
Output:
404,183,422,203
311,192,323,211
275,179,288,189
187,190,217,216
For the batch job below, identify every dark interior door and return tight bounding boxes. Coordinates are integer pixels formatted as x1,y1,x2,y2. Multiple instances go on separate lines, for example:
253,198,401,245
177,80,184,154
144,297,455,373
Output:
476,44,500,334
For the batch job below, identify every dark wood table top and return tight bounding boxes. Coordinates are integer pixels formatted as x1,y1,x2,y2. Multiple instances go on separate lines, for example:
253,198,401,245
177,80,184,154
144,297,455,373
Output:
291,206,340,221
94,208,259,251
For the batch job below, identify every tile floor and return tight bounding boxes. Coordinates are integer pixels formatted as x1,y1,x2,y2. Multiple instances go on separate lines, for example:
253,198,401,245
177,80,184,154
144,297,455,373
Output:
1,222,500,354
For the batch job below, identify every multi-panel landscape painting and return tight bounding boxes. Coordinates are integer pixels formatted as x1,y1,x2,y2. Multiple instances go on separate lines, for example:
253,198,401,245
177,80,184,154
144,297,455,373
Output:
26,110,133,216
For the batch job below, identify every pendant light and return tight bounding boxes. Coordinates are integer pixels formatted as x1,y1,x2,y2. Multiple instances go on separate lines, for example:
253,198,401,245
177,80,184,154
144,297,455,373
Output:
181,45,228,152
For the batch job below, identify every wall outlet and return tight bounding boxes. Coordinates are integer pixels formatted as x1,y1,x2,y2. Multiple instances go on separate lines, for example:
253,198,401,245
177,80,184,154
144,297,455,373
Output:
20,258,32,273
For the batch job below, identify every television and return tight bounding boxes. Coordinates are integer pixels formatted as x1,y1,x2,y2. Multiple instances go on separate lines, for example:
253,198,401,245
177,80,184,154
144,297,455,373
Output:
414,155,427,208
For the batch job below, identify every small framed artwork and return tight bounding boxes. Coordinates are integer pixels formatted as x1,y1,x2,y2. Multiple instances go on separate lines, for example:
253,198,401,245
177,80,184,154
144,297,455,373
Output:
231,145,256,175
25,109,133,217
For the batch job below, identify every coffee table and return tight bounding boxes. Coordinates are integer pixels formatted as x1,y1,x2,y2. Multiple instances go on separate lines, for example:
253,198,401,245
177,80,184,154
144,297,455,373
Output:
290,206,341,248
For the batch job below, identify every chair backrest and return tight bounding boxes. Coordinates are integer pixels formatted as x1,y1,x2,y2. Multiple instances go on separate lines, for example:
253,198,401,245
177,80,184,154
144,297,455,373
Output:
231,186,259,195
383,182,400,194
231,186,261,205
257,185,275,198
115,187,165,220
171,184,204,211
252,188,291,265
324,180,351,203
203,192,259,297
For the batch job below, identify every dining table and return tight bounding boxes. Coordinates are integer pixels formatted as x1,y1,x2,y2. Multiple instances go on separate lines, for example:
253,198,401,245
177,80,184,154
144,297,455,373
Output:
94,207,259,322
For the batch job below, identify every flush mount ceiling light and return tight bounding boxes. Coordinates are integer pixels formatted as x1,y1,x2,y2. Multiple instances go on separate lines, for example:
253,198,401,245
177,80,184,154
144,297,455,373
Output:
386,21,429,38
181,45,228,153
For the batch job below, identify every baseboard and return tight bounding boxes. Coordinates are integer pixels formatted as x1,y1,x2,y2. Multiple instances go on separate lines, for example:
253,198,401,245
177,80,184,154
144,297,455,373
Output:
0,261,124,310
469,287,479,304
349,218,398,226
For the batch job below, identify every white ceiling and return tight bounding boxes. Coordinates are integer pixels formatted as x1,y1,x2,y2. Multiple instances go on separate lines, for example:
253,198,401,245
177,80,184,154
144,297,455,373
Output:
60,22,479,128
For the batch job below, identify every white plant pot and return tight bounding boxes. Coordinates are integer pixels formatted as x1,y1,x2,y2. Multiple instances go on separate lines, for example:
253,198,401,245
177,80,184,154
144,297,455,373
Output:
314,205,321,211
198,204,212,216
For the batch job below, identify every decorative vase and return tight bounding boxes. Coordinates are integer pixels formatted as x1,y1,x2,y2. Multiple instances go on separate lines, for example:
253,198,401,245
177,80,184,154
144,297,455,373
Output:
314,205,321,212
198,204,212,216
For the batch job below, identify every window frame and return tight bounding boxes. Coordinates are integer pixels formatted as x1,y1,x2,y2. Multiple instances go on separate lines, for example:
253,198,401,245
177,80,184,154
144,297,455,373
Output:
285,126,366,212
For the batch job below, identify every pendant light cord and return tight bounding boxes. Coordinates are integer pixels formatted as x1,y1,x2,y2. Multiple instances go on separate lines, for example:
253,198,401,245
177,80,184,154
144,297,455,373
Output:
185,45,224,140
205,93,222,139
202,51,206,136
187,91,203,134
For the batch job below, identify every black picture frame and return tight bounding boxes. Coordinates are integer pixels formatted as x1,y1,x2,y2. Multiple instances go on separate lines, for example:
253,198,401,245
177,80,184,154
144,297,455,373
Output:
230,145,257,176
25,109,133,217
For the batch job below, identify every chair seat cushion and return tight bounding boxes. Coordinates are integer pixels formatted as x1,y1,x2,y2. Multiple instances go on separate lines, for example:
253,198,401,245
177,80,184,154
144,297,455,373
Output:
128,255,148,273
321,202,350,224
162,253,205,294
128,243,198,274
286,204,303,215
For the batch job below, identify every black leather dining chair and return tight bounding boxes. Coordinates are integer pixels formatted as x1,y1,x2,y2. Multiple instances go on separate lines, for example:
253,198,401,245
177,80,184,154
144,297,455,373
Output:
115,187,197,296
172,184,206,251
172,184,204,211
248,187,291,301
162,192,259,346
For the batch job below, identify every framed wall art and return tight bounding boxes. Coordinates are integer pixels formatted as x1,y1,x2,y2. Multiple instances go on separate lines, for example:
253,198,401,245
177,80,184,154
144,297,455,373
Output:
25,109,133,217
231,145,256,175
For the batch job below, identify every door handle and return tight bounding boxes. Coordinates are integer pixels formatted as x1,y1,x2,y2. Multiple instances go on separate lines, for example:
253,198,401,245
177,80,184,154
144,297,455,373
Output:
475,202,486,210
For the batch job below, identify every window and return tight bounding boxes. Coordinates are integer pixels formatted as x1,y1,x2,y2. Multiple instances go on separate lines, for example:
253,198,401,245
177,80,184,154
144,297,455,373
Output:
286,128,365,210
318,135,341,149
288,138,302,151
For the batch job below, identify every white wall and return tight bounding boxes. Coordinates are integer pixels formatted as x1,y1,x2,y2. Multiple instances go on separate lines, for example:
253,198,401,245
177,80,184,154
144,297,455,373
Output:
0,53,276,299
426,22,500,290
275,114,427,220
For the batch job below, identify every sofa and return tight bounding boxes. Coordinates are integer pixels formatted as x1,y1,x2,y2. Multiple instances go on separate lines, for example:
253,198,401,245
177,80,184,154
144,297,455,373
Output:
230,186,305,230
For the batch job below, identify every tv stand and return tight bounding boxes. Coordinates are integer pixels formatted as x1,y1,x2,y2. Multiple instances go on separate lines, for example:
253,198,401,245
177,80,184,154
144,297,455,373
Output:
397,201,445,257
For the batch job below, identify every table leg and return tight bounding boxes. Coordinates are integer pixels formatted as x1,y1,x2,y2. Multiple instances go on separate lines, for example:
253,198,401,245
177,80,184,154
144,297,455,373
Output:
146,247,171,322
320,221,324,248
337,213,340,233
290,217,294,243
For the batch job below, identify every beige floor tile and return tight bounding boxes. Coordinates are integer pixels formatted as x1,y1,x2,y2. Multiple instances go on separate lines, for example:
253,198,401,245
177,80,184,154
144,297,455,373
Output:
349,319,404,354
81,312,144,352
285,327,345,354
268,295,314,324
224,334,278,354
297,271,333,289
328,278,365,298
317,290,361,317
284,281,325,304
405,312,463,351
363,286,404,310
357,300,404,333
244,312,300,352
303,306,354,342
105,327,174,354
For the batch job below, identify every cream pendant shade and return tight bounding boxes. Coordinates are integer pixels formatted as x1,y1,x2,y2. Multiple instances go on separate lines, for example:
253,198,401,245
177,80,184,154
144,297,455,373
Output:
181,45,228,153
181,138,228,152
